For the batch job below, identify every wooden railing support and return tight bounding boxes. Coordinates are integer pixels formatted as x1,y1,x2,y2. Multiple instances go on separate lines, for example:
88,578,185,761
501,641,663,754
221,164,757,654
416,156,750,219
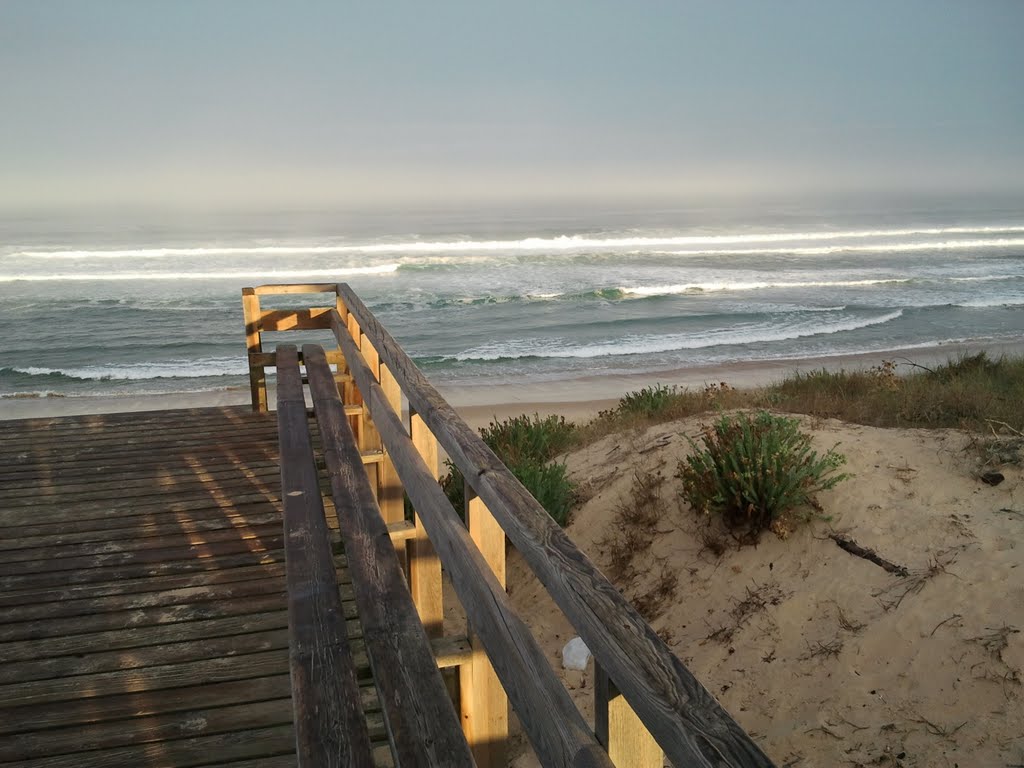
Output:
595,663,662,768
335,283,775,768
248,284,774,768
241,288,267,412
409,408,444,637
460,490,508,768
328,314,614,768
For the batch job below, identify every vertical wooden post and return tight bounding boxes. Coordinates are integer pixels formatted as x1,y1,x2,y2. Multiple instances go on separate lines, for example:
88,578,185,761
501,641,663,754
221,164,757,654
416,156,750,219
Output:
345,313,365,449
408,408,444,637
460,489,508,768
333,292,350,402
595,663,662,768
374,352,404,528
241,288,266,412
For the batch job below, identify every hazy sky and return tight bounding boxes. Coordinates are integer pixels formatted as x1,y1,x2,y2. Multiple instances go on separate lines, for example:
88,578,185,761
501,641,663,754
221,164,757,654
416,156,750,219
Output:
2,1,1022,212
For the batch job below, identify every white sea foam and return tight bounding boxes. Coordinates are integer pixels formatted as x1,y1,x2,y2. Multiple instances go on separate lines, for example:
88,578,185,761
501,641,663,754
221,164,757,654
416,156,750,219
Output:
619,278,911,296
953,298,1024,308
9,357,246,381
0,264,400,283
649,237,1024,258
12,225,1024,260
454,310,904,361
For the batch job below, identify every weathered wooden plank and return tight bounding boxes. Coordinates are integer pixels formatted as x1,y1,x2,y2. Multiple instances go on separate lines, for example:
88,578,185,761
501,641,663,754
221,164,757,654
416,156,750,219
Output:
0,489,282,524
251,282,340,296
0,466,280,501
0,610,347,663
0,534,285,578
0,523,285,564
0,474,281,508
0,573,298,625
191,755,298,768
0,592,290,643
0,549,288,591
2,723,298,768
0,495,284,532
0,698,294,761
0,429,267,455
0,562,291,607
0,628,468,688
0,649,293,709
306,344,473,768
260,306,333,331
337,284,775,768
0,454,279,483
0,674,294,736
326,325,613,768
276,344,375,768
0,417,278,447
0,430,282,457
0,628,291,685
0,700,386,763
0,405,267,432
0,509,290,550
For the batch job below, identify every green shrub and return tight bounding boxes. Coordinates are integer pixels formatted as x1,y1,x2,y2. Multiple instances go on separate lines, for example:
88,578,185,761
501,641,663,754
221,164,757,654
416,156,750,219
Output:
617,383,679,418
440,413,576,525
678,411,849,537
475,413,577,465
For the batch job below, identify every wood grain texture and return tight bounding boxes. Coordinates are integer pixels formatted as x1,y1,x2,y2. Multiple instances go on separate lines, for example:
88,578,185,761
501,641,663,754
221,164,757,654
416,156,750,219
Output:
336,284,774,768
408,409,444,638
595,662,663,768
242,290,267,412
276,345,375,768
461,493,509,768
0,404,381,768
305,344,474,768
328,318,614,768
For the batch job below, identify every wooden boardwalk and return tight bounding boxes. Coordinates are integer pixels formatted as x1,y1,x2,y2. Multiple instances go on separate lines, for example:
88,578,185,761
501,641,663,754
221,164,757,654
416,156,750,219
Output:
0,406,387,768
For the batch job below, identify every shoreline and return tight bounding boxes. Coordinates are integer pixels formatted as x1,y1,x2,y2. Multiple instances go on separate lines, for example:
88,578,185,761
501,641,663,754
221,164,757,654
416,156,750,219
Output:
3,338,1023,424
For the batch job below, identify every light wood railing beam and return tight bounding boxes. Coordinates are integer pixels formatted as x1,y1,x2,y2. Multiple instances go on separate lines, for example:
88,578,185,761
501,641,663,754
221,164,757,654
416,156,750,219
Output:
327,315,614,768
335,283,774,768
304,344,472,768
275,344,374,767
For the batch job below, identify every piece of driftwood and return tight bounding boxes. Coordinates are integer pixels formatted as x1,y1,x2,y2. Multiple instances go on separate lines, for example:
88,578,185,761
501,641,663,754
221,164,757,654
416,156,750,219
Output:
829,533,909,577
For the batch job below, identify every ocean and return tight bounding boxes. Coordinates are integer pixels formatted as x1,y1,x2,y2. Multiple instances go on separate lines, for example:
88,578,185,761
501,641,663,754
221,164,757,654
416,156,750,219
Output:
2,204,1023,404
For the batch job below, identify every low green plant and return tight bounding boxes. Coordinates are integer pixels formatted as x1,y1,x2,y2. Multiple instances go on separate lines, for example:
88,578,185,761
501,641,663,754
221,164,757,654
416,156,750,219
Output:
678,410,849,538
617,383,678,418
440,413,576,525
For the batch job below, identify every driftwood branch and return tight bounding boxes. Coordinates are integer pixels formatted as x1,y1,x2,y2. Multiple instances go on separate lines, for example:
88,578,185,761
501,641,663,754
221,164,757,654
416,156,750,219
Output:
829,534,909,577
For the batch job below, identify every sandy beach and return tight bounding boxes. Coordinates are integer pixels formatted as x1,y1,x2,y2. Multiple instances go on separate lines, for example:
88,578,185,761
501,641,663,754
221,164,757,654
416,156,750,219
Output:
4,338,1023,425
503,415,1024,767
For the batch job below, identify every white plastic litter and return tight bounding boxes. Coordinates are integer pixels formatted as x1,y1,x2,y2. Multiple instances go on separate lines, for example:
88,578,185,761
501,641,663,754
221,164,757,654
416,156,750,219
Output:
561,636,591,671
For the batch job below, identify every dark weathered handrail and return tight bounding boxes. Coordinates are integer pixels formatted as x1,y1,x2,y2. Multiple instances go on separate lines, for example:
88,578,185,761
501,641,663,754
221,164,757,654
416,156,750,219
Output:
328,316,614,768
335,283,774,768
303,345,474,768
275,344,375,768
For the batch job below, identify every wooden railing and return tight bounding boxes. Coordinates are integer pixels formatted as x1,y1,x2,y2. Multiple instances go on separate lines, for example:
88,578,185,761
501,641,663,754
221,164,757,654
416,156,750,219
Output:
243,283,776,768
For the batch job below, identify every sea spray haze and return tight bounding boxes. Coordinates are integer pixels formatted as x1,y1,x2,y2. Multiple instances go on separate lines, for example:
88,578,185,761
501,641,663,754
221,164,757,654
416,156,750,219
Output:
1,207,1023,401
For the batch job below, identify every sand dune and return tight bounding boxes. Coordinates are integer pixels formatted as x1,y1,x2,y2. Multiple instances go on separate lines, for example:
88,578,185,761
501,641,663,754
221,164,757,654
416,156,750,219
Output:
507,415,1023,767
